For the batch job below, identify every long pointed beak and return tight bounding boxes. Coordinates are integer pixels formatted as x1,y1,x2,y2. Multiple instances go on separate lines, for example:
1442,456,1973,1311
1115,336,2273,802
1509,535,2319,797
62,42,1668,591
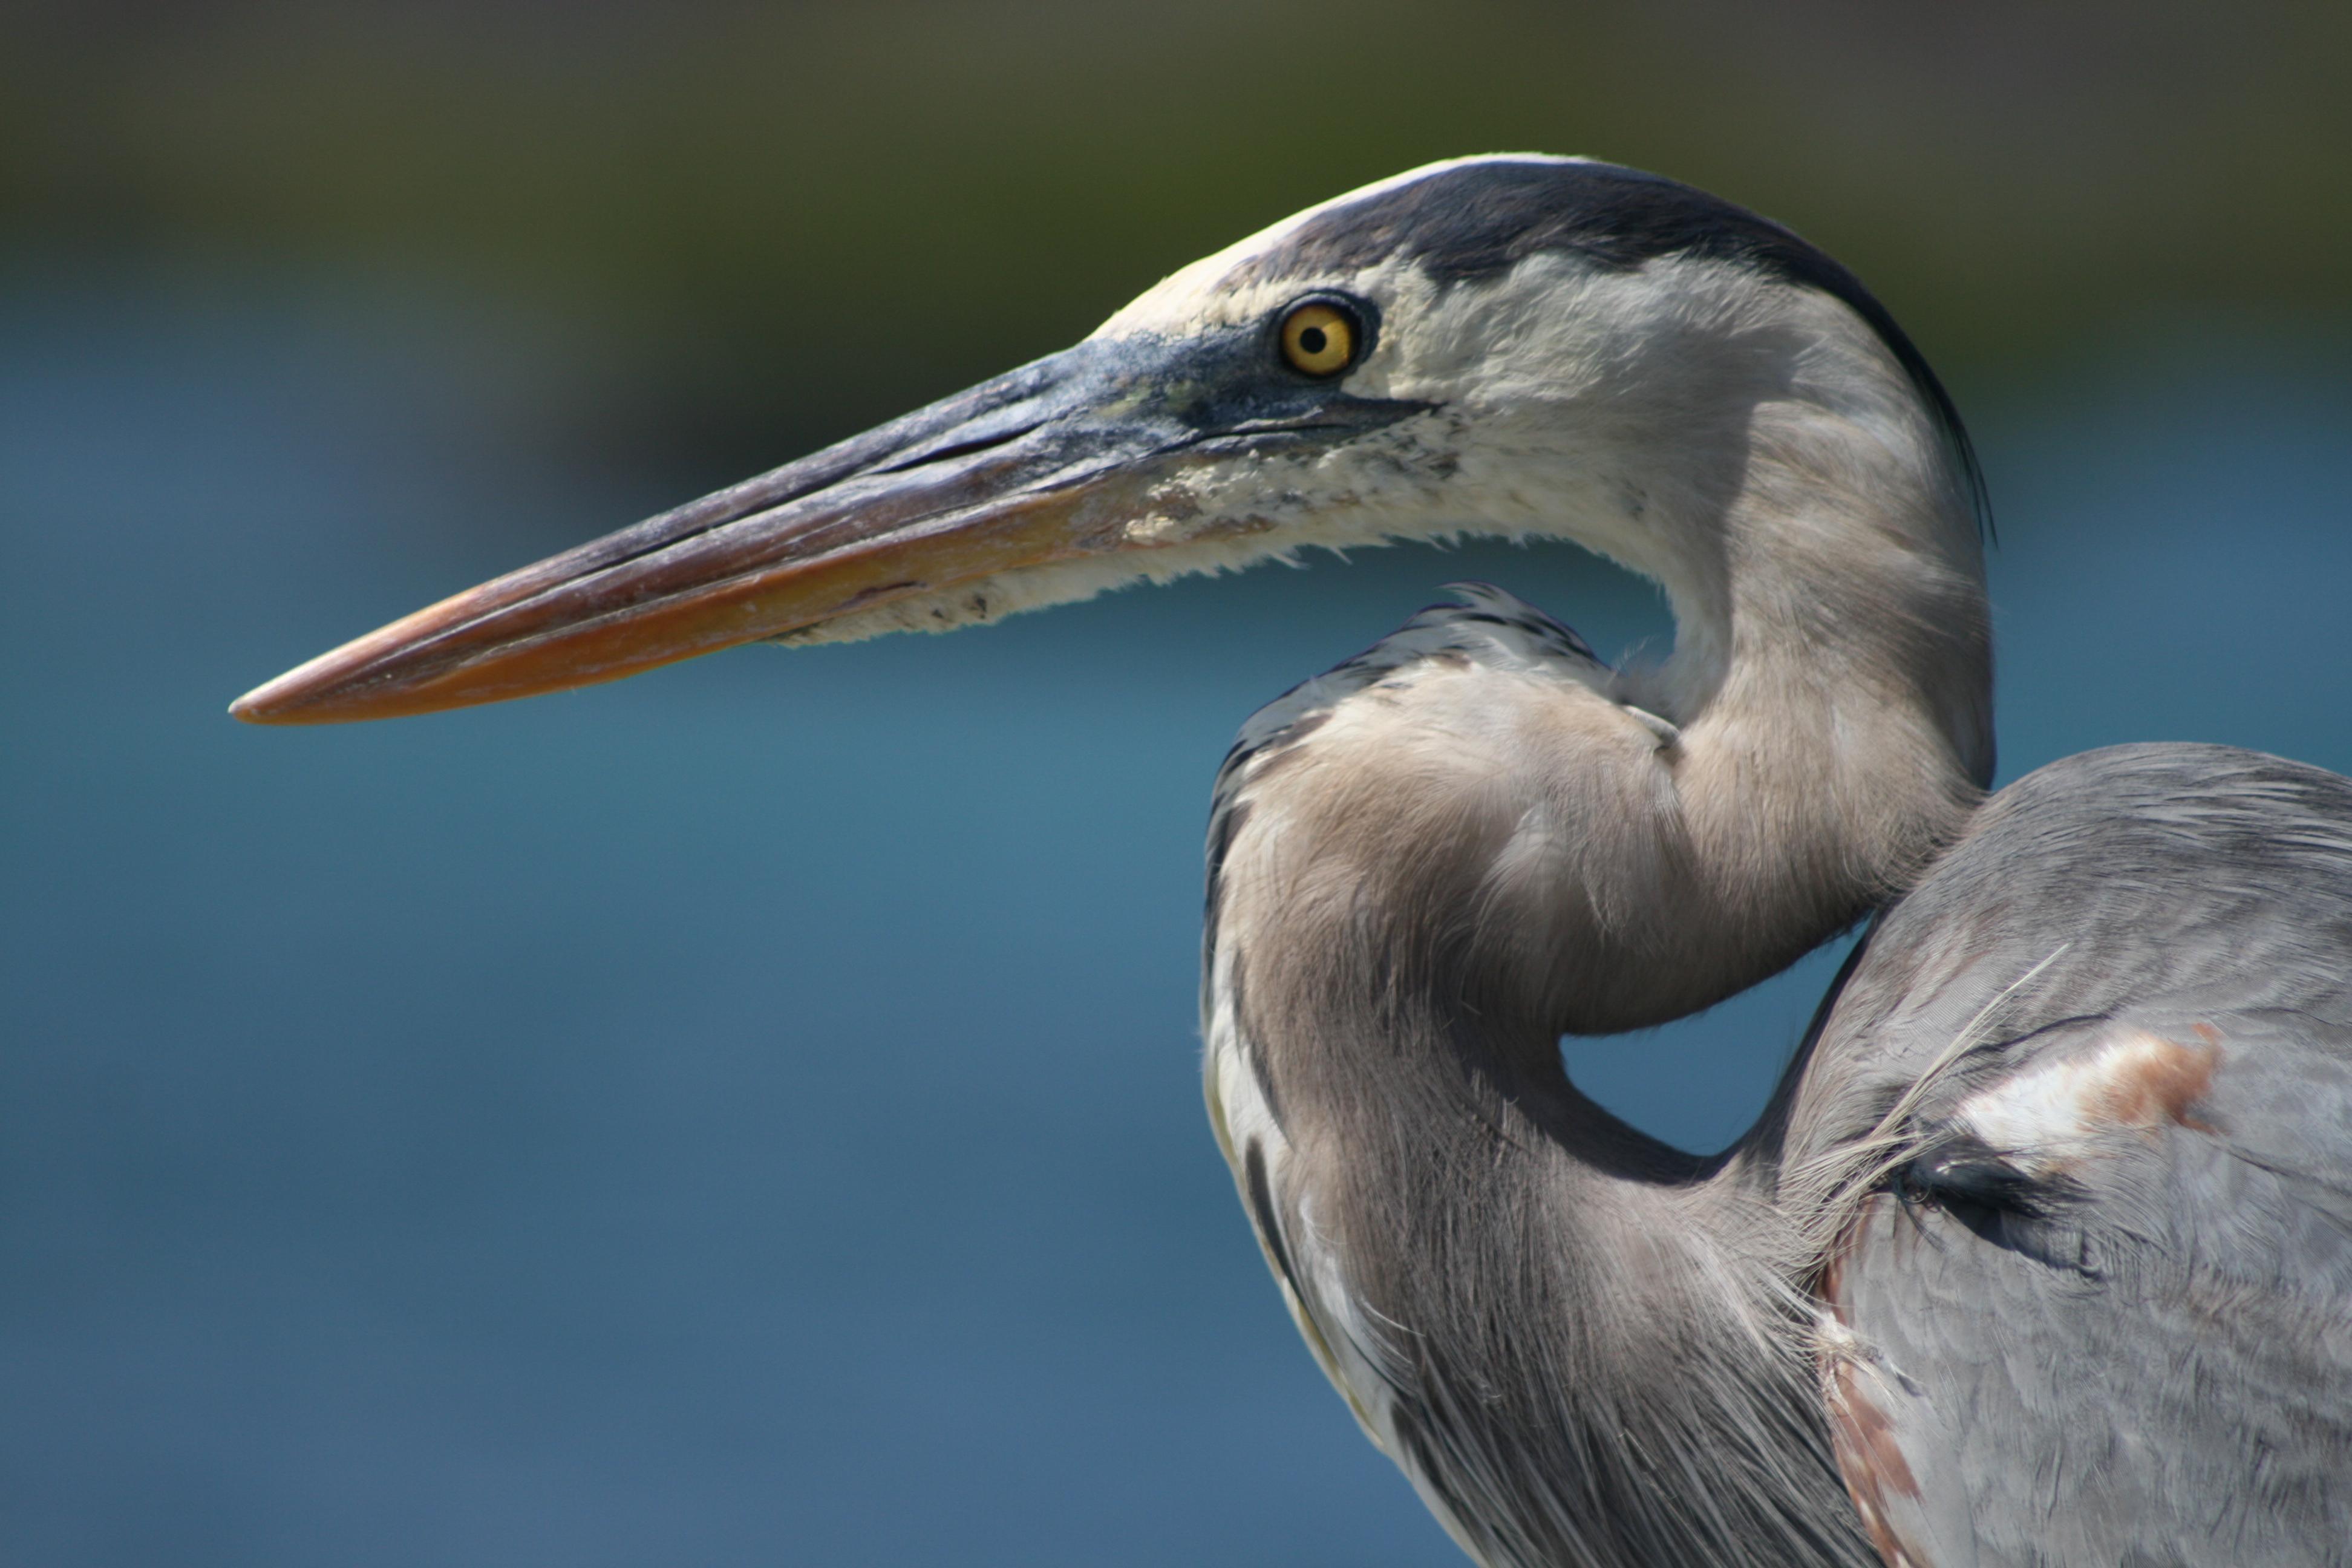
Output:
233,343,1184,724
233,321,1432,726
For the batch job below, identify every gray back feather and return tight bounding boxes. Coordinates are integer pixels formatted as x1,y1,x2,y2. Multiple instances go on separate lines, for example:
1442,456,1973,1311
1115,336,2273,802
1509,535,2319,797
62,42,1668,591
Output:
1788,745,2352,1564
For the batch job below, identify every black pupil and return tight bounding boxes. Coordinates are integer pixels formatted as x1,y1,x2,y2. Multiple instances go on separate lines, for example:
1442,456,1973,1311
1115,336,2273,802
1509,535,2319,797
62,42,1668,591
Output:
1298,325,1328,356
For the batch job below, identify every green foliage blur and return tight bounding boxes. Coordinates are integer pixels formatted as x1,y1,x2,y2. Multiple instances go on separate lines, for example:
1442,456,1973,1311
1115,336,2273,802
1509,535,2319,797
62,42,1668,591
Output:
7,0,2347,468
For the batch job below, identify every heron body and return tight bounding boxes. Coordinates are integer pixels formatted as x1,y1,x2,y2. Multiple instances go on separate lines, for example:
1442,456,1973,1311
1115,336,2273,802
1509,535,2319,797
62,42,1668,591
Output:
1208,592,2352,1564
234,157,2352,1564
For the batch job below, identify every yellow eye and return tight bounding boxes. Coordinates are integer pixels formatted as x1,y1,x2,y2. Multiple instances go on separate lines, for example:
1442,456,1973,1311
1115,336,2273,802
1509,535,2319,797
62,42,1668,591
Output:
1279,301,1357,377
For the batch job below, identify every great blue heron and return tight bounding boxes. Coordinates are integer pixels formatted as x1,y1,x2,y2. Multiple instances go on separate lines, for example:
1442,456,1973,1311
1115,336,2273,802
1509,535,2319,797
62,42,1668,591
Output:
232,157,2352,1566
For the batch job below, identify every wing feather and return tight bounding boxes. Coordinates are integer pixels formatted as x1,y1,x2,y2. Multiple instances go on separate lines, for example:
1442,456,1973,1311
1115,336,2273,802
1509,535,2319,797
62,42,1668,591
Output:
1791,746,2352,1565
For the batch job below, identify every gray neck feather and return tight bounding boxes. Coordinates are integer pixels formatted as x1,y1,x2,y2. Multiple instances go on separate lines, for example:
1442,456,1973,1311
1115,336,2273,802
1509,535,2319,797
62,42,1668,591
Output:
1218,813,1878,1566
1203,547,1979,1561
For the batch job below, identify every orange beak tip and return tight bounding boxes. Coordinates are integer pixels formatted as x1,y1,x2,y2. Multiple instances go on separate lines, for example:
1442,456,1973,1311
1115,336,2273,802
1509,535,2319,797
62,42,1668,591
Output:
226,683,286,726
227,666,329,726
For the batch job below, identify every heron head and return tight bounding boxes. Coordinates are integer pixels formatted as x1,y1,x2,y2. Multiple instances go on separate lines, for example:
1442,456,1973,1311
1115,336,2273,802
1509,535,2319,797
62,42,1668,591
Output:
231,155,1982,725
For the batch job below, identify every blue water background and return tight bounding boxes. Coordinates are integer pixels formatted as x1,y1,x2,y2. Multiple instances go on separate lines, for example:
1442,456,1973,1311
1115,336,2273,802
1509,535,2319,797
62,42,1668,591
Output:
4,272,2348,1565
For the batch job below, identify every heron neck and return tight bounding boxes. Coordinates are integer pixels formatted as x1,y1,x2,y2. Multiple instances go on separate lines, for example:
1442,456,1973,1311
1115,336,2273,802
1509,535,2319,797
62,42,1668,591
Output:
1216,946,1870,1568
1599,402,1993,1012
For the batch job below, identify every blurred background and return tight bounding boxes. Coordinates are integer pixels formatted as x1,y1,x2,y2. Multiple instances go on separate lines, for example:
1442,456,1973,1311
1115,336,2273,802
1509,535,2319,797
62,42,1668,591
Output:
3,2,2348,1563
